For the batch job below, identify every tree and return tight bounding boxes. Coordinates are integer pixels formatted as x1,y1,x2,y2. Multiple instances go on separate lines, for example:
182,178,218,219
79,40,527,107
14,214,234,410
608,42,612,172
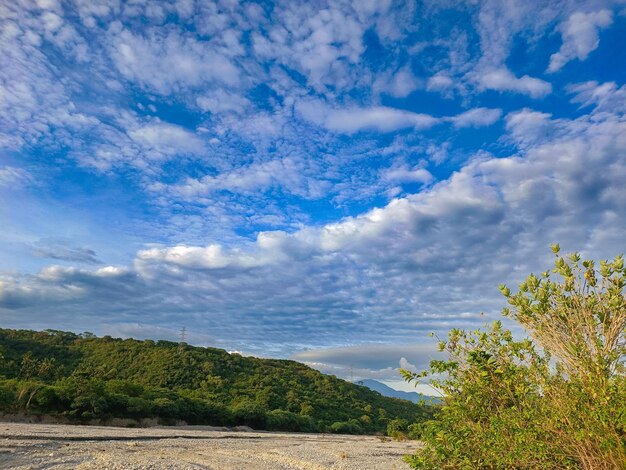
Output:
403,246,626,469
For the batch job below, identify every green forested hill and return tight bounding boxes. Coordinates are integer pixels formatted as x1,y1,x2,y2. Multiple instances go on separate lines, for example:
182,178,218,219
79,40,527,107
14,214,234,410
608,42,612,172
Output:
0,328,432,434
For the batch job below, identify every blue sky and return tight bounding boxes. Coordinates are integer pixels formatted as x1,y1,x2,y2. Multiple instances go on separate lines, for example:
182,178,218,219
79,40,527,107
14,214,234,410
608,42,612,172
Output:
1,0,626,389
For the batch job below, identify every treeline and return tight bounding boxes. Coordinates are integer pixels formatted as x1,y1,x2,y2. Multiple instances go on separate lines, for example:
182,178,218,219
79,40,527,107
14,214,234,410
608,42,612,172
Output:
0,328,433,434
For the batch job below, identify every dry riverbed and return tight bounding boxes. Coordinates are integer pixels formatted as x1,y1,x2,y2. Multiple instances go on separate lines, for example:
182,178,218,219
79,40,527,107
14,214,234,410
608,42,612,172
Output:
0,422,418,469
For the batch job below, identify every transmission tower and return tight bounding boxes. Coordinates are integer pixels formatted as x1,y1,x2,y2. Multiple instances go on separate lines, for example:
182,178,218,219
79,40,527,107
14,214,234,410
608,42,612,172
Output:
178,326,186,354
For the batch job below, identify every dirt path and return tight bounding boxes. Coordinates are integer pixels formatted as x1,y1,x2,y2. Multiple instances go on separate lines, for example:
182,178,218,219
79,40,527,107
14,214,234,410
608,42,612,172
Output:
0,422,419,469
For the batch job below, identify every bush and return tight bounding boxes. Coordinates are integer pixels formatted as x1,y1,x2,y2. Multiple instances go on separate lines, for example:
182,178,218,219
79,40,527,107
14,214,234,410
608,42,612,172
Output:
330,419,363,434
152,397,179,419
387,418,409,440
267,409,316,432
387,418,408,433
126,396,153,418
31,385,64,413
403,247,626,469
406,422,425,440
232,401,267,429
0,381,16,409
105,380,144,397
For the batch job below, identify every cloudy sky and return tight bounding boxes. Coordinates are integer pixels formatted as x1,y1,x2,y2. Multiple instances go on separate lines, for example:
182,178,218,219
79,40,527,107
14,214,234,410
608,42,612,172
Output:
1,0,625,390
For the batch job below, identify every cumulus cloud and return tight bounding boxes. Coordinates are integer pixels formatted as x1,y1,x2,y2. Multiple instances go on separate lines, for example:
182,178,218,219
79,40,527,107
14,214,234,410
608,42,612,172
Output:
0,264,135,311
297,101,503,134
449,107,502,128
548,10,613,72
377,66,422,98
126,120,205,158
426,74,454,93
196,90,251,115
136,244,263,271
399,357,418,373
504,108,555,147
381,165,433,185
476,68,552,98
296,100,440,134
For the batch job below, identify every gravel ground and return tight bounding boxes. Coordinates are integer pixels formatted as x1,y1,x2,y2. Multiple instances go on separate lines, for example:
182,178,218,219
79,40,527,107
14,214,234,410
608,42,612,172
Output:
0,422,419,469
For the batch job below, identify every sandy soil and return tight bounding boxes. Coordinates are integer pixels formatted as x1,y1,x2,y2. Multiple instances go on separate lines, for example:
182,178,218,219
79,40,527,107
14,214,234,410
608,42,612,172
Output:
0,422,419,469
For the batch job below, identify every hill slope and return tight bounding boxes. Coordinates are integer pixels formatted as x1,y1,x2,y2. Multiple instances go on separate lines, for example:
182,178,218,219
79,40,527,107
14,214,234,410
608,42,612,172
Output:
0,329,433,434
358,379,442,404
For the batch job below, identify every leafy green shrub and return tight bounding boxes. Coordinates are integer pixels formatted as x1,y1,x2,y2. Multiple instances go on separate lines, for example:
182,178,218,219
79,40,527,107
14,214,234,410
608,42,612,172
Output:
31,385,64,413
404,323,566,468
0,381,16,409
387,418,409,439
266,409,316,432
126,396,153,418
152,397,179,419
232,401,268,429
105,380,144,397
198,401,232,426
330,419,363,434
403,247,626,469
406,422,425,440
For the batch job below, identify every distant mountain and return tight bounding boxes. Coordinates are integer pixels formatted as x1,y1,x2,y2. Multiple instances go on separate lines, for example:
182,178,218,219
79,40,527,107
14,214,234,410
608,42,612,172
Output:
357,379,442,404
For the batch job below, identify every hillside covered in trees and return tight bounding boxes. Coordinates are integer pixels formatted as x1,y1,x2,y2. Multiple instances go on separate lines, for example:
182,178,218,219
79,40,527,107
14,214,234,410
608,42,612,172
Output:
0,328,432,434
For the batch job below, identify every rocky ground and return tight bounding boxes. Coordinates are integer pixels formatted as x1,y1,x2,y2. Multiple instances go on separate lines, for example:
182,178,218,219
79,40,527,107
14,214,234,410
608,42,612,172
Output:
0,422,419,469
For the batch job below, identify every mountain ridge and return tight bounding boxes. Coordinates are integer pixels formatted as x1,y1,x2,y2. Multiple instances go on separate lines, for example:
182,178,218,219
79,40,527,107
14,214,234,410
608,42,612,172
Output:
357,379,442,404
0,328,435,434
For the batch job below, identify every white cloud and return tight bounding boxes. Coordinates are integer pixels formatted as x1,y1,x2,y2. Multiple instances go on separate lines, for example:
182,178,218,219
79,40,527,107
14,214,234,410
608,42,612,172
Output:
127,120,205,158
426,74,454,93
381,165,433,185
548,10,613,72
399,357,418,373
155,157,330,200
327,107,438,134
477,68,552,98
196,90,251,115
72,0,120,27
0,167,32,188
387,66,422,98
32,239,100,264
298,101,504,134
136,244,261,271
449,107,502,128
463,0,560,98
296,100,440,134
254,3,366,91
0,9,99,150
108,24,240,94
505,109,554,147
568,81,626,113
